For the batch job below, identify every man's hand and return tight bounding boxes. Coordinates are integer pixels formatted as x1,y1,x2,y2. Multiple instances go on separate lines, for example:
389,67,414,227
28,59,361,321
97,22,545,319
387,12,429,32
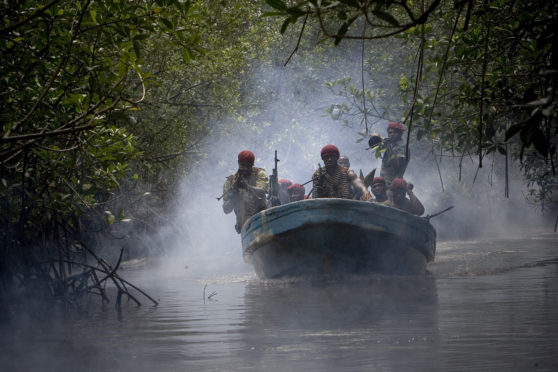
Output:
361,191,372,201
407,182,414,195
233,174,245,189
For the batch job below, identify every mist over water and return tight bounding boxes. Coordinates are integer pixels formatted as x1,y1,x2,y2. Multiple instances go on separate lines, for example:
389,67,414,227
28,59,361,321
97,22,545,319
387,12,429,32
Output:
165,42,554,274
1,232,557,371
2,36,557,372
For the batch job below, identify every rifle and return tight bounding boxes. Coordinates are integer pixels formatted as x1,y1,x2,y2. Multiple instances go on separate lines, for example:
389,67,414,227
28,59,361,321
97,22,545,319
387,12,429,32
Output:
424,206,454,221
268,150,281,206
306,163,325,198
216,174,244,201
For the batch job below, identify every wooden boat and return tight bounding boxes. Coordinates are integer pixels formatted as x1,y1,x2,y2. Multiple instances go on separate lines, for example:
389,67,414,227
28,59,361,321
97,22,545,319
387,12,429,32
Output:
240,198,436,279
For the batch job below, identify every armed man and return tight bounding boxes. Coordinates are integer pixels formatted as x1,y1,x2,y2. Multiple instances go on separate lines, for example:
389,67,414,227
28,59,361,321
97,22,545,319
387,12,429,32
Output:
221,150,269,233
368,122,409,188
312,145,371,200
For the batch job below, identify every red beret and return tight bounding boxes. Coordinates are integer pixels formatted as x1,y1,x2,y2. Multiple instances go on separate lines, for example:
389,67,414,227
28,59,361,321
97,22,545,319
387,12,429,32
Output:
372,177,386,185
287,183,305,194
237,150,255,165
279,179,292,186
320,144,340,159
387,122,405,131
391,178,408,190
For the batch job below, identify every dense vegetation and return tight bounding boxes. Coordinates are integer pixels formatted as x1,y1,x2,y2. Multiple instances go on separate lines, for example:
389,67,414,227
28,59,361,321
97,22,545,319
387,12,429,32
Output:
1,0,556,310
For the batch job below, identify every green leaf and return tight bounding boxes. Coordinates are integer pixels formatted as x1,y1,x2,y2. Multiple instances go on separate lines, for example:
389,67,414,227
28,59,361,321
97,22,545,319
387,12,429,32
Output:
334,16,358,45
265,0,288,11
280,17,291,34
371,10,400,26
160,17,173,30
531,128,549,157
338,0,359,6
286,7,305,16
89,10,97,23
505,122,523,140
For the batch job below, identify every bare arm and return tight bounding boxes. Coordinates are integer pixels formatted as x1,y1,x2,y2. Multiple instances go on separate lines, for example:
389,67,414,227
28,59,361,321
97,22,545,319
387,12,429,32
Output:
348,170,372,201
222,175,239,214
407,188,425,216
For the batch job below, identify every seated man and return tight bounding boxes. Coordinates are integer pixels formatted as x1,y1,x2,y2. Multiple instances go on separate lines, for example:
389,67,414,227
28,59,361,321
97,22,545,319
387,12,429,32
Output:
278,179,293,205
286,183,305,202
312,145,371,200
388,178,425,216
338,155,370,200
370,177,389,204
222,150,269,233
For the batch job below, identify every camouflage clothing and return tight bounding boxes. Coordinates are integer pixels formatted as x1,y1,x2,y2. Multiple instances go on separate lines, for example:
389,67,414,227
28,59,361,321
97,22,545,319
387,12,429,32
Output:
223,167,269,232
312,166,351,199
380,140,408,187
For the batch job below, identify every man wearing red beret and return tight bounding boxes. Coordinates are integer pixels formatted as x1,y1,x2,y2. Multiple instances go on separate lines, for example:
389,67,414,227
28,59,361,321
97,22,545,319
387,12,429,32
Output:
278,179,293,205
286,183,305,202
369,122,409,188
388,178,424,216
222,150,269,233
312,145,371,200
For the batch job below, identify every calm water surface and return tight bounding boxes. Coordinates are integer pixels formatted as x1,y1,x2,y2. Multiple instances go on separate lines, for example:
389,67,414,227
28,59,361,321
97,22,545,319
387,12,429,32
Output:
1,232,557,371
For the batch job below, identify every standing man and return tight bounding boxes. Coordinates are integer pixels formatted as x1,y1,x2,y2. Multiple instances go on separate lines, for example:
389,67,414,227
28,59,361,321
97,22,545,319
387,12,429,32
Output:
389,178,424,216
370,122,409,188
312,145,371,200
222,150,269,233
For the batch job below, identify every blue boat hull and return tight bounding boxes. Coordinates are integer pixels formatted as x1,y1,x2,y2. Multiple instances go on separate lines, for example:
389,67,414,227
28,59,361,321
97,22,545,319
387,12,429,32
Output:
241,199,436,279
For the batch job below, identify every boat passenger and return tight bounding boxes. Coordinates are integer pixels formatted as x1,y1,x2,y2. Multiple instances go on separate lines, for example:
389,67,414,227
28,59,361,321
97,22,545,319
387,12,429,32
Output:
222,150,269,233
368,122,409,188
312,145,371,200
286,183,305,202
278,179,292,205
388,178,425,216
370,176,389,204
338,155,370,201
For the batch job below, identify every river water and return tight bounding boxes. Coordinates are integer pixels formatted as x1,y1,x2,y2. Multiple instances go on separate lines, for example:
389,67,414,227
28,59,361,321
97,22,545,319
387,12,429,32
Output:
1,231,557,371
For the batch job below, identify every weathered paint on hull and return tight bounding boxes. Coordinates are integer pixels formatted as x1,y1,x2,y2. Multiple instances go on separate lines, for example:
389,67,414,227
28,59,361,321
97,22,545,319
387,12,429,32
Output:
241,199,436,279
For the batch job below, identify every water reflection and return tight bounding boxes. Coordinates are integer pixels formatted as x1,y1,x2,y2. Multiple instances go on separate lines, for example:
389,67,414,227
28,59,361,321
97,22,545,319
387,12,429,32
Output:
239,274,440,371
0,233,557,371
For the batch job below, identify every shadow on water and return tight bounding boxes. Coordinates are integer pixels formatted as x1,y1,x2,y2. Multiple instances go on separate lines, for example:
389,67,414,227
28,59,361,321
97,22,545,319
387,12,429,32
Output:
0,232,557,371
238,274,440,371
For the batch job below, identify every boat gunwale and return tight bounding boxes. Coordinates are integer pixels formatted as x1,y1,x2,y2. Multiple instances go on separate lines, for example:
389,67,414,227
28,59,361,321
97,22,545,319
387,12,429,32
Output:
241,198,436,262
